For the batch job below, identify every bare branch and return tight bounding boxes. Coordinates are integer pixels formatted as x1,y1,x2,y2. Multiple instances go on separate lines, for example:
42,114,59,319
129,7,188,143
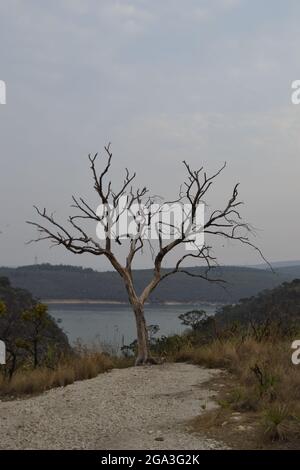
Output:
27,148,269,311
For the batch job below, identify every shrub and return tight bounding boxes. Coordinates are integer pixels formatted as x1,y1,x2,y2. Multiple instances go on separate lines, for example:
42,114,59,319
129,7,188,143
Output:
0,349,132,397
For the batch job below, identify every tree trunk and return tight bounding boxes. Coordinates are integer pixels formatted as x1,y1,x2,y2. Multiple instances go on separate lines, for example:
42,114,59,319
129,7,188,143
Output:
123,272,157,365
33,339,38,368
133,304,157,366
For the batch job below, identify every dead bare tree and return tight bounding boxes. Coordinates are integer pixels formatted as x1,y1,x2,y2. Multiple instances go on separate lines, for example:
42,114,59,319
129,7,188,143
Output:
27,144,266,365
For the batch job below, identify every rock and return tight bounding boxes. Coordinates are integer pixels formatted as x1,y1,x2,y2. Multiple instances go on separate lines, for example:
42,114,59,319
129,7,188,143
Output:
230,415,242,422
237,425,247,431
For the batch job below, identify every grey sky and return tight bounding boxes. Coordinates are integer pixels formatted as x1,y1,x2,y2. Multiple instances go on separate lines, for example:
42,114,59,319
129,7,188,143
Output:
0,0,299,269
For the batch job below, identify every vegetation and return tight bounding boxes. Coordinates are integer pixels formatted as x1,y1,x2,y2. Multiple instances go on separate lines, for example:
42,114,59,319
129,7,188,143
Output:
185,333,300,448
216,278,300,329
146,279,300,447
178,309,208,330
0,277,132,396
0,345,132,397
0,277,70,378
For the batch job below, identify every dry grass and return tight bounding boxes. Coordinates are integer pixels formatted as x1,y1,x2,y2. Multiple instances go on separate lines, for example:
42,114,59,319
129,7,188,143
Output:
171,334,300,446
0,351,133,397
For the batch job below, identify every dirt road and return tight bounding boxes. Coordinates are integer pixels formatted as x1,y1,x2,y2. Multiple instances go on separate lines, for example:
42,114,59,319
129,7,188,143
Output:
0,363,225,449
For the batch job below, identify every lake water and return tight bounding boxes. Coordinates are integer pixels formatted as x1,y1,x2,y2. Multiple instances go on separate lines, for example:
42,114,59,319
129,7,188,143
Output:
47,302,219,351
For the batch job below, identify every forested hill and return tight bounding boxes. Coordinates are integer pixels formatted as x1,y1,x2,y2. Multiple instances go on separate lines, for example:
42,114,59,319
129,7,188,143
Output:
216,278,300,327
1,263,300,303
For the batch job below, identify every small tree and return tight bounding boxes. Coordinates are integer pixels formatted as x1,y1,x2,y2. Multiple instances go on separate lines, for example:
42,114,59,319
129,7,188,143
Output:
28,145,265,365
179,309,208,331
21,303,50,368
0,300,6,316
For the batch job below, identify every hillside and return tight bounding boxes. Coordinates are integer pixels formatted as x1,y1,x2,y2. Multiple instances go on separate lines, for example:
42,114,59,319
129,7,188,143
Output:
0,276,70,376
0,263,300,303
215,277,300,328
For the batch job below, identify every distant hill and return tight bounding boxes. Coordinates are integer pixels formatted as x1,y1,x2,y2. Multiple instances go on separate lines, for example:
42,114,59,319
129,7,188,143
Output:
250,260,300,269
0,263,300,303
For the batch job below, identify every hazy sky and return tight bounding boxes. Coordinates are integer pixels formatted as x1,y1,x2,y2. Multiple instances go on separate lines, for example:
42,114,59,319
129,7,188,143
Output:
0,0,300,270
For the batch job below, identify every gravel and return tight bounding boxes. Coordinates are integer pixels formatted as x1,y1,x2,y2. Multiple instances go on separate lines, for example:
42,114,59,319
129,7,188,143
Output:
0,363,226,449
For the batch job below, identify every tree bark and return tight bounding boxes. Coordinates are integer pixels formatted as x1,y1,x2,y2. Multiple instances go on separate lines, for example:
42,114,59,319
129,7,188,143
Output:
33,339,38,368
123,272,157,365
133,303,157,366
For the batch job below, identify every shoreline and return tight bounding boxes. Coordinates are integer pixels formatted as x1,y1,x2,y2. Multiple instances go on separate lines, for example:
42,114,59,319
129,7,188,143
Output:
44,299,127,305
43,299,224,306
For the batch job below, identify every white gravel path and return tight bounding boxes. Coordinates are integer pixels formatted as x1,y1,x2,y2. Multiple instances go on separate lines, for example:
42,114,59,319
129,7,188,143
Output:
0,363,225,449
